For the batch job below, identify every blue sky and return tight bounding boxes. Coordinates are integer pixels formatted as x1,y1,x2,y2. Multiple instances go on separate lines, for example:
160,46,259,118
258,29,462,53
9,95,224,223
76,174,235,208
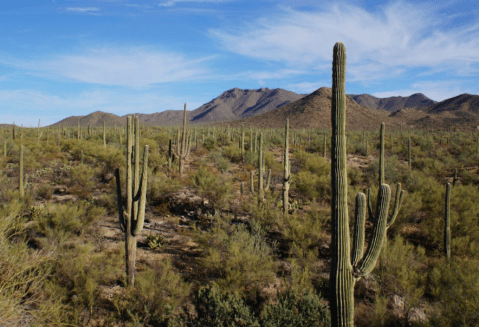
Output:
0,0,478,126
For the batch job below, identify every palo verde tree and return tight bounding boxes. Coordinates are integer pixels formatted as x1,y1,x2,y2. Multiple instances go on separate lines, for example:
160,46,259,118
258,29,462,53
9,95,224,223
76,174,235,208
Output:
329,42,403,327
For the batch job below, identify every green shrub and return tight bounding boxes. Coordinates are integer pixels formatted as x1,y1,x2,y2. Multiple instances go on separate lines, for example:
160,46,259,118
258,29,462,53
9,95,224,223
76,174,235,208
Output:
126,258,191,326
193,166,232,213
373,235,427,326
203,137,216,151
69,164,96,199
429,258,479,326
186,283,259,327
33,201,106,244
261,290,330,327
222,144,242,163
201,222,276,298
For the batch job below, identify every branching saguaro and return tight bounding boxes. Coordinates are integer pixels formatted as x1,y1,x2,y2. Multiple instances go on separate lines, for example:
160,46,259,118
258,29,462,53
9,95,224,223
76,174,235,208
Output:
329,42,404,327
115,115,149,287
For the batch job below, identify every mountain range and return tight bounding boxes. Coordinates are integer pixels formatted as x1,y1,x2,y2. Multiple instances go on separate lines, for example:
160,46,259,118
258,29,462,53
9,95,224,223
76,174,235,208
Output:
40,87,479,130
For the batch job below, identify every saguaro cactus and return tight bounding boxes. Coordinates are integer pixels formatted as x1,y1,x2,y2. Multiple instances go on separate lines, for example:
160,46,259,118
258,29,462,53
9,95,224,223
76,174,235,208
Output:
19,145,24,197
283,118,291,216
408,137,411,171
444,182,451,266
330,42,402,327
258,133,264,198
103,121,106,149
178,103,190,177
115,115,149,287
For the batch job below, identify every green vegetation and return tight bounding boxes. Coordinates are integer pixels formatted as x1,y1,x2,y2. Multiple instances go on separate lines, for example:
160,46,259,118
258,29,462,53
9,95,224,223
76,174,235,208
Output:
1,47,479,326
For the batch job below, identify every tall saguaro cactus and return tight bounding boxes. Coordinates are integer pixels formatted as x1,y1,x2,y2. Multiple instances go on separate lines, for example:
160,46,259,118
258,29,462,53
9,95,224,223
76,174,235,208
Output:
19,145,24,197
283,118,291,216
330,42,402,327
178,103,190,177
444,182,451,266
115,115,149,287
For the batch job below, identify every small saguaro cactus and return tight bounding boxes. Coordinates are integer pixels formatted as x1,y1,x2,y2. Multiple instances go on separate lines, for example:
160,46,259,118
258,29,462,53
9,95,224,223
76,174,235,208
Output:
444,182,451,266
329,42,403,327
77,117,80,140
114,115,149,287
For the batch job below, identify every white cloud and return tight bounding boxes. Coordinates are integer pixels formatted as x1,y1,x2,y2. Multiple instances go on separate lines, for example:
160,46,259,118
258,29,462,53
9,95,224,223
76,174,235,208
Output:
208,0,479,82
2,47,216,87
158,0,228,7
66,7,101,13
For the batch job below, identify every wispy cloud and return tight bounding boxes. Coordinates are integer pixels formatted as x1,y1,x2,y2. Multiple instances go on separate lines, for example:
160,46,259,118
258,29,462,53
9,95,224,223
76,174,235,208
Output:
209,1,479,83
66,7,101,13
2,47,216,87
158,0,228,7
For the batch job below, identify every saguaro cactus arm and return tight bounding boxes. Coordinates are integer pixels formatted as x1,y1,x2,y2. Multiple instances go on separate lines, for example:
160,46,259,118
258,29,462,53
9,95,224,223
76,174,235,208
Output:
115,168,126,232
354,184,391,277
351,193,366,267
132,145,149,236
387,183,404,228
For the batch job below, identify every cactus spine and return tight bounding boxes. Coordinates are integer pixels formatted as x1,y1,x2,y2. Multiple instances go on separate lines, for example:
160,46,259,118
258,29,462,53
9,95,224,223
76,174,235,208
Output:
115,115,149,287
330,42,401,327
445,182,451,266
283,118,291,216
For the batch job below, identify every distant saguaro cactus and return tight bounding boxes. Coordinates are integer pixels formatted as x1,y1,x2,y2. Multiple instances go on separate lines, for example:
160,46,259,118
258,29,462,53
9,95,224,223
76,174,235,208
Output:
115,115,149,287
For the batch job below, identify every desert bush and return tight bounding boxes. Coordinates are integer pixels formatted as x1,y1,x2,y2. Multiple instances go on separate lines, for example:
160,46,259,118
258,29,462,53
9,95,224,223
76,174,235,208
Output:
222,144,242,163
0,198,66,326
428,258,479,326
193,166,232,213
203,137,216,151
373,235,427,326
422,184,479,257
201,221,276,298
124,258,191,326
293,170,330,200
148,171,183,202
54,243,124,325
32,201,106,245
36,182,53,200
186,282,259,327
210,150,231,172
260,290,330,327
69,163,97,198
